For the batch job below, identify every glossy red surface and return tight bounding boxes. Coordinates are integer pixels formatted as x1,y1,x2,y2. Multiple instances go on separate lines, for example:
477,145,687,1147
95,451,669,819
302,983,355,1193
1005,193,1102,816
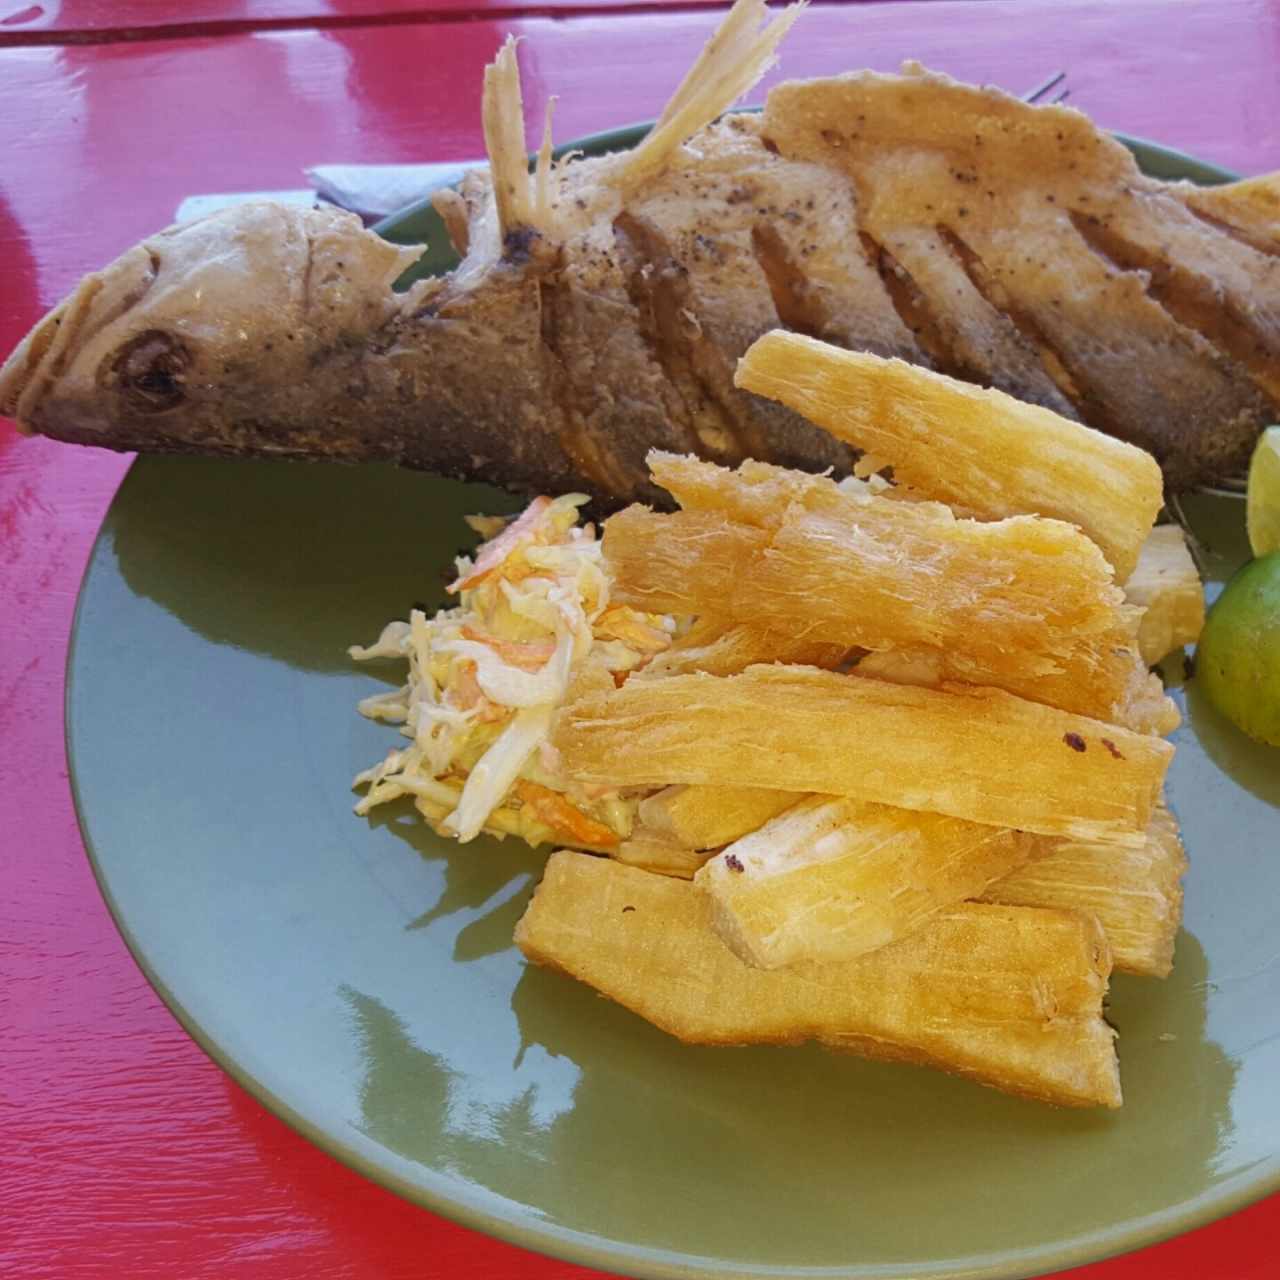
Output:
0,0,734,41
1,3,1277,1277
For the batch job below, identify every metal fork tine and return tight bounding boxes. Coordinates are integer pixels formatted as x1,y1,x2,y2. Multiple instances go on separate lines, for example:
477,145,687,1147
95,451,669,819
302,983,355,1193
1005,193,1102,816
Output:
1022,71,1066,104
1051,87,1072,104
1166,492,1210,575
1196,471,1248,498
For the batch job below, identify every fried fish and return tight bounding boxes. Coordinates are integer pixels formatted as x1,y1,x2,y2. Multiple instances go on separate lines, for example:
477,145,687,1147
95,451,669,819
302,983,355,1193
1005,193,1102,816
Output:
2,0,1277,495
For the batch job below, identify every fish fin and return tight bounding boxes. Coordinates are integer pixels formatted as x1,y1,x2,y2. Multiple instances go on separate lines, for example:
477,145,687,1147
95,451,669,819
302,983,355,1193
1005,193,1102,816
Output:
534,97,558,230
482,35,535,241
432,187,471,257
616,0,806,193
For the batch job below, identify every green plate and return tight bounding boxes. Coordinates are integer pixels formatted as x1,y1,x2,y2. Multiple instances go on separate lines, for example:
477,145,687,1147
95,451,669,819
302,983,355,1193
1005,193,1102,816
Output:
68,126,1280,1280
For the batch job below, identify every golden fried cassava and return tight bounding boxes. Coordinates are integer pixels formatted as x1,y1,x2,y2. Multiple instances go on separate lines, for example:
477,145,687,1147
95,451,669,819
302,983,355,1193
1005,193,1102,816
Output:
515,851,1121,1107
553,665,1171,845
632,615,851,680
638,784,804,851
697,796,1036,967
736,331,1163,579
982,804,1187,978
605,480,1125,675
1123,525,1206,664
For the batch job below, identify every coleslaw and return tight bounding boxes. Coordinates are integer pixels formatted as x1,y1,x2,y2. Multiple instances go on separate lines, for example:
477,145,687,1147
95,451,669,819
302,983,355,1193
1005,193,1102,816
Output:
350,494,675,847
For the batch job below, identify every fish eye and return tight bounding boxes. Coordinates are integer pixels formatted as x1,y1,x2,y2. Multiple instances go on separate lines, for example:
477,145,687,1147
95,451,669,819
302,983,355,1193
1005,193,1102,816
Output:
103,330,191,413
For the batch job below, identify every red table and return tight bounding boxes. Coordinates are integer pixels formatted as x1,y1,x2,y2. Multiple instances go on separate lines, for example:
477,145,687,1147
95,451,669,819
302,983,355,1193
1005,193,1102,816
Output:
2,2,1277,1276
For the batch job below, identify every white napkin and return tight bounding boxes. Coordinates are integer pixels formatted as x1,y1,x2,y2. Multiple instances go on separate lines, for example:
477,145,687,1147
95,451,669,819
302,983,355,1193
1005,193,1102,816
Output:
175,160,486,225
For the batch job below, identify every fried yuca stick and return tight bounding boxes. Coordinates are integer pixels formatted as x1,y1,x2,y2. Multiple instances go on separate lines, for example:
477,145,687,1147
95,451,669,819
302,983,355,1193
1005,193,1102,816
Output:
981,805,1187,978
638,784,804,850
613,829,714,879
651,448,954,522
516,851,1121,1108
605,491,1126,682
649,449,835,531
634,615,851,680
757,494,1111,680
856,626,1179,737
735,331,1163,580
1122,524,1205,665
553,665,1171,845
609,512,1161,725
603,505,766,618
696,796,1036,967
633,453,1176,728
962,619,1178,735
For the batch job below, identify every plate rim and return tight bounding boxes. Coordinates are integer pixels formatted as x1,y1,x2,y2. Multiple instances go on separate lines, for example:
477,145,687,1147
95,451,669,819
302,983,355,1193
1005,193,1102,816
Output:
66,119,1280,1280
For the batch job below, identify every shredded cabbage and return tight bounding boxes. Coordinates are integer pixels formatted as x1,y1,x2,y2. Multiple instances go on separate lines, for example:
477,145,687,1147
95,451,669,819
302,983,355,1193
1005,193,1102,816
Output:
350,495,674,846
438,627,575,707
444,703,554,841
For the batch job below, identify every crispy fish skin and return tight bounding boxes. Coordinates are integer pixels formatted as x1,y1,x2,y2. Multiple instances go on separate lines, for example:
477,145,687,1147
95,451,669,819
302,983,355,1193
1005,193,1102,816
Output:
1183,173,1280,253
616,116,923,471
4,22,1276,492
761,64,1280,489
0,194,832,508
515,850,1121,1108
0,206,579,492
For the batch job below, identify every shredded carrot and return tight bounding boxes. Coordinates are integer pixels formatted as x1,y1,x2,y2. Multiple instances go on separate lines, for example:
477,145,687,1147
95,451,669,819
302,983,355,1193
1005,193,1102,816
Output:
450,496,552,593
460,624,558,672
515,779,620,849
446,660,508,723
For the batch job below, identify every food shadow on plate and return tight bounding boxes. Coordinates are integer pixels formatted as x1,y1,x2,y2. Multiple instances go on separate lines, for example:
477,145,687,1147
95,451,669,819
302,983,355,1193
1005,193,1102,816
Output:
105,454,518,673
364,797,542,963
484,927,1236,1261
1182,678,1280,807
301,909,1238,1267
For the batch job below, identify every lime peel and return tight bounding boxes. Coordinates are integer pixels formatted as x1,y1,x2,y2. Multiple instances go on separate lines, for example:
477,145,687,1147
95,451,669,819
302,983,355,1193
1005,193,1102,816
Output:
1196,551,1280,747
1246,425,1280,558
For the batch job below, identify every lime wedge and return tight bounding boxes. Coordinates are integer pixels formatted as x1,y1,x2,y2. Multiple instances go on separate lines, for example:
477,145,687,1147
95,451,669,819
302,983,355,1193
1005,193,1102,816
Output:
1197,551,1280,747
1246,425,1280,557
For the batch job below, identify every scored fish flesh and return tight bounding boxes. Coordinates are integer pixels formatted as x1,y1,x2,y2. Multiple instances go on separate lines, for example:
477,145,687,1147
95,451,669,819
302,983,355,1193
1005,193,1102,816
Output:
2,0,1277,495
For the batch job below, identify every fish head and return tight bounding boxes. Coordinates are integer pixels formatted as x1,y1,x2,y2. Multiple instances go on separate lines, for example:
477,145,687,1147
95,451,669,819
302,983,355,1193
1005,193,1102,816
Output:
0,201,422,448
